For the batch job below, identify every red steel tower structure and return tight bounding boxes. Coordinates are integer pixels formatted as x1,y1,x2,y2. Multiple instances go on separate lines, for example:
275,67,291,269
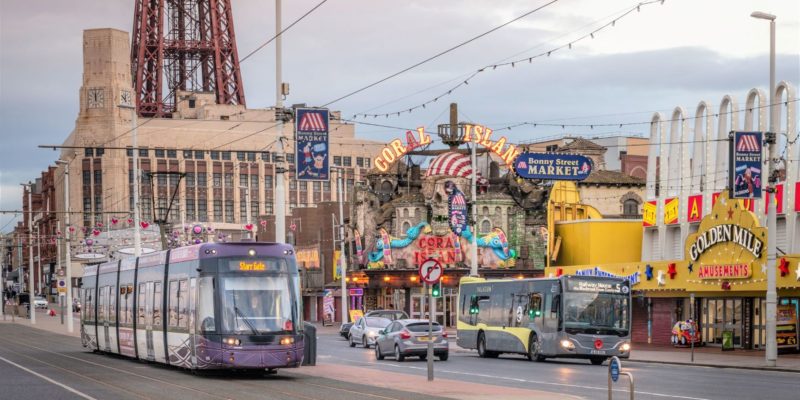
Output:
131,0,246,117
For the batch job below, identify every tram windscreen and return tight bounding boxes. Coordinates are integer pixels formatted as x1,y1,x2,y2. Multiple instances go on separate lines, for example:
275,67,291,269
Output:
220,276,294,334
563,279,630,336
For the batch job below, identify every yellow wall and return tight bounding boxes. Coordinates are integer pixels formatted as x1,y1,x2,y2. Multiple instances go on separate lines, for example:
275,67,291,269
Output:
554,220,643,266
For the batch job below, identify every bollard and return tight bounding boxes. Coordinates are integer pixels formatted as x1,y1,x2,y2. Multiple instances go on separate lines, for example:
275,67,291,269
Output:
608,356,634,400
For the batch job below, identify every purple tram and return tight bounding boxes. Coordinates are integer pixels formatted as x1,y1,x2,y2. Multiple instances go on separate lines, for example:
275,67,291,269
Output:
80,242,304,371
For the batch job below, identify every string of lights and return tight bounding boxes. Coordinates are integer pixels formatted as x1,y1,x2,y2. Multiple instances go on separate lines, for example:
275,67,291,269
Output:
351,0,666,119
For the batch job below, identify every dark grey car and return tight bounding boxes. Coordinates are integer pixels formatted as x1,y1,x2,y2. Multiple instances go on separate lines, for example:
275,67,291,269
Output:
374,319,449,362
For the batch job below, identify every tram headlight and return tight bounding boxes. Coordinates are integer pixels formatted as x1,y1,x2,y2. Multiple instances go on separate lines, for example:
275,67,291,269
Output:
620,343,631,352
560,339,575,350
224,338,241,346
280,337,295,346
248,248,256,256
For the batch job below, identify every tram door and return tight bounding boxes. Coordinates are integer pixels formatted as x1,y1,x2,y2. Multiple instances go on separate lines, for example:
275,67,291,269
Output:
144,282,155,361
101,286,111,351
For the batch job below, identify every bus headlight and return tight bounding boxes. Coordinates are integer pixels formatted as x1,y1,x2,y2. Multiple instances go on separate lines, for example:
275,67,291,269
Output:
280,337,295,345
224,338,241,346
560,340,575,350
620,343,631,352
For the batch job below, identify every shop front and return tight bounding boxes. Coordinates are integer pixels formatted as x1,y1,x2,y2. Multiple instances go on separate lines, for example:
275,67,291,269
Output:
549,192,800,351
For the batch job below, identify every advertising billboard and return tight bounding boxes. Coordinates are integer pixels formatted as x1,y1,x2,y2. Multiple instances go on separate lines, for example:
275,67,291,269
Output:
295,108,330,181
513,152,592,181
729,131,762,199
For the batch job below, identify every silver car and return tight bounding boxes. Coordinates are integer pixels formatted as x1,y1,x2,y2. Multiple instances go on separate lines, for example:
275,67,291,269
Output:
349,317,391,348
374,319,449,361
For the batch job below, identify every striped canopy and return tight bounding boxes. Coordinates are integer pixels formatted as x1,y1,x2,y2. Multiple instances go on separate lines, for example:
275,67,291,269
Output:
425,151,474,178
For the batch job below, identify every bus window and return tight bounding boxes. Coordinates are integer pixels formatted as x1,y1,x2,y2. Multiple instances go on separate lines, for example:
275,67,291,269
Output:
528,294,542,319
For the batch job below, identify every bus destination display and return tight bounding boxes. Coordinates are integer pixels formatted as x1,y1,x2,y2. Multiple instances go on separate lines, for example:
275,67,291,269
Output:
566,279,628,294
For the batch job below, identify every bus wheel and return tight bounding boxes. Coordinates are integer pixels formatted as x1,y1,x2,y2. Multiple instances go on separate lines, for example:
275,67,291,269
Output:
528,335,545,362
590,357,606,365
477,333,498,358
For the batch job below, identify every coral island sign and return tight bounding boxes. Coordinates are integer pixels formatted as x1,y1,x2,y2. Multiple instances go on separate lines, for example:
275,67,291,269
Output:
513,153,592,181
372,124,521,172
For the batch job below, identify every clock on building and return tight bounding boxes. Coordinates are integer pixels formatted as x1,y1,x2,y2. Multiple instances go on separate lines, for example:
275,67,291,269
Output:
120,89,132,107
87,88,105,108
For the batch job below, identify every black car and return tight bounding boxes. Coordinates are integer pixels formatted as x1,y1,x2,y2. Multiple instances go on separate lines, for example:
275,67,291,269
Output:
340,322,354,339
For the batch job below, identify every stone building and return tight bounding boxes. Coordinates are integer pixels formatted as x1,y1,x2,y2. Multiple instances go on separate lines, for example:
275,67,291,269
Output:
27,28,384,307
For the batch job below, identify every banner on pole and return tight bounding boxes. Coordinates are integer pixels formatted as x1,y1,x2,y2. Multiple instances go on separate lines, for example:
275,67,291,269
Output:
295,108,330,181
729,131,763,199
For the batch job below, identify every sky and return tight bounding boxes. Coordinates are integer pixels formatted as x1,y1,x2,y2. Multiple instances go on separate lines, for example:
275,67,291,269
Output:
1,0,799,233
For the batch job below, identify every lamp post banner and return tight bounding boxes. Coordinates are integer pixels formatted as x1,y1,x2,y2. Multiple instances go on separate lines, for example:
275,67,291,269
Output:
729,131,763,199
514,152,592,181
295,108,330,181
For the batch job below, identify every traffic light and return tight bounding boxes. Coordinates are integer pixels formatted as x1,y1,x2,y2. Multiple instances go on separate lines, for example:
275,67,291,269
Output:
431,282,442,298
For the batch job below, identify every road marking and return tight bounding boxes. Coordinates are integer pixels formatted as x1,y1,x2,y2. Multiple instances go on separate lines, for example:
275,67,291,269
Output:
0,354,98,400
323,357,711,400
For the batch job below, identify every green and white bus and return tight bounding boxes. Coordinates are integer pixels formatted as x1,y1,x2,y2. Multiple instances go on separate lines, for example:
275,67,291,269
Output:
457,275,631,365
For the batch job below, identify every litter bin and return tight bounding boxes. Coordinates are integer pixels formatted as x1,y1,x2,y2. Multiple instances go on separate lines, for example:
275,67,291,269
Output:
721,330,734,351
302,322,317,366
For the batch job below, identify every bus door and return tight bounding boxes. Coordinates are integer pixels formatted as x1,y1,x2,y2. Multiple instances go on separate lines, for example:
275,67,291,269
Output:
145,281,155,361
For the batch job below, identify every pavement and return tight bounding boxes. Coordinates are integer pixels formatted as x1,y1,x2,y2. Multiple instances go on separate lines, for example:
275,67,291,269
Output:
319,323,800,373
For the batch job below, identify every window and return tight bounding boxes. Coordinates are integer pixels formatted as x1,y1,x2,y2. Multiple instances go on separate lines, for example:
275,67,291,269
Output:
188,99,196,108
299,181,308,191
222,151,231,161
94,196,102,212
623,199,640,216
313,182,321,193
240,199,247,220
286,154,295,164
214,200,222,221
168,281,178,327
480,219,491,234
168,280,188,329
183,150,193,159
346,179,354,193
185,173,195,187
83,171,91,185
356,157,363,167
261,152,271,162
98,286,106,323
333,156,342,166
363,158,370,168
225,200,234,223
323,181,330,192
264,175,273,191
252,201,259,216
213,173,221,187
237,152,246,162
247,152,256,162
240,174,248,187
96,148,104,157
198,199,208,222
289,179,297,190
83,197,91,212
265,203,273,215
139,148,149,157
197,173,207,187
545,145,558,152
343,156,352,167
198,277,215,333
167,149,177,158
250,175,258,189
155,149,165,158
85,148,94,157
186,199,196,221
153,282,162,327
109,286,116,323
126,148,133,157
210,151,220,160
138,283,147,325
195,151,204,159
157,174,167,186
224,173,233,187
94,170,102,185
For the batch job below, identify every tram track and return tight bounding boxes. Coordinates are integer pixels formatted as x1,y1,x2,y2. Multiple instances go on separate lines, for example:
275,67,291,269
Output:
0,331,421,400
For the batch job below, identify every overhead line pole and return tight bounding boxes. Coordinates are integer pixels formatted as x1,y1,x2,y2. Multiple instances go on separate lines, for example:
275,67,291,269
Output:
274,0,287,244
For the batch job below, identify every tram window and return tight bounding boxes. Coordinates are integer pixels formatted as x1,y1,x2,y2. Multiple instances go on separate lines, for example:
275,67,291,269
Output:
178,280,189,329
109,286,116,323
198,277,215,333
85,289,94,322
153,282,162,327
138,283,147,325
98,287,106,323
168,281,179,327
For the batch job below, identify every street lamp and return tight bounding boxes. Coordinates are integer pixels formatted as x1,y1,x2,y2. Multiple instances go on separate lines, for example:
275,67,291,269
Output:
55,159,74,333
21,182,35,324
750,10,777,367
118,103,142,257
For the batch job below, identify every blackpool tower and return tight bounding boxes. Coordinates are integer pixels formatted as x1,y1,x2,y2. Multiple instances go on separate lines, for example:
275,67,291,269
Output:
131,0,246,117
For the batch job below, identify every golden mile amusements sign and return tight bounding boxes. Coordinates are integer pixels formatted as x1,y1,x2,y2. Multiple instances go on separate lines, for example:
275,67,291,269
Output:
688,224,763,261
373,125,521,172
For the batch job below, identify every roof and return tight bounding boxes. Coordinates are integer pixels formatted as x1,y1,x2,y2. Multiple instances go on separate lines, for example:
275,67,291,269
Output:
558,137,607,152
425,151,473,178
580,170,645,185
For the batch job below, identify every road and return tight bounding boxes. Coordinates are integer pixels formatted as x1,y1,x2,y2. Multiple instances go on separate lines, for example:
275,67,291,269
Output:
1,321,797,400
318,332,799,400
0,323,446,400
